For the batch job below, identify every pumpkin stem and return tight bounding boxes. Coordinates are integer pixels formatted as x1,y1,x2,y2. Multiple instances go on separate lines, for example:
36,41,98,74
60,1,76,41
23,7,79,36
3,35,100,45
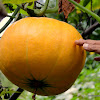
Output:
32,89,37,100
32,93,36,100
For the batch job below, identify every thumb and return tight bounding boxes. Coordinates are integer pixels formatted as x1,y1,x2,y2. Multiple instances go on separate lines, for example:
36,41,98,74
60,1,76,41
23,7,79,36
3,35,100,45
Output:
83,43,96,52
83,43,100,54
94,57,100,61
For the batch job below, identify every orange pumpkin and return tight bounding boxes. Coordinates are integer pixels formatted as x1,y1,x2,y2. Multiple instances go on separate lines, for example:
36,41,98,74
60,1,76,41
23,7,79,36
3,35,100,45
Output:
0,17,86,96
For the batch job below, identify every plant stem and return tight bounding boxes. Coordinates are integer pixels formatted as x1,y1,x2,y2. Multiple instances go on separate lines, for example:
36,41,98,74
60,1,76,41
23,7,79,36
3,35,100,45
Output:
34,0,49,16
6,15,15,19
68,0,100,23
45,0,58,13
90,0,93,12
32,89,37,100
0,6,20,34
82,22,100,38
32,94,36,100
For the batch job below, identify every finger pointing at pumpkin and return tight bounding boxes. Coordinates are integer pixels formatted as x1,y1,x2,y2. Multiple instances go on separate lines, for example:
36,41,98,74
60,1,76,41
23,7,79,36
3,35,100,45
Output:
75,39,100,61
75,39,100,54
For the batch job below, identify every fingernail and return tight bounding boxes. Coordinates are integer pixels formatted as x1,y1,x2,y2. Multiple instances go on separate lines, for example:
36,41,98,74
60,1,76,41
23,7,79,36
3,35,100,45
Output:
83,43,89,49
79,38,83,40
75,40,78,43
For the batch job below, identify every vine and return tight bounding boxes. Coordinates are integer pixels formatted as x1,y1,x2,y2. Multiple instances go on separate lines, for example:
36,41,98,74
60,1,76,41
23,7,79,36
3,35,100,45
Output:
45,0,58,13
33,0,49,16
0,6,20,33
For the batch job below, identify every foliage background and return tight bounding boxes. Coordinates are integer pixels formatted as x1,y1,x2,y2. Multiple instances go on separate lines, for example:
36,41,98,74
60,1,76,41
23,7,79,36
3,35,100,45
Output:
0,0,100,100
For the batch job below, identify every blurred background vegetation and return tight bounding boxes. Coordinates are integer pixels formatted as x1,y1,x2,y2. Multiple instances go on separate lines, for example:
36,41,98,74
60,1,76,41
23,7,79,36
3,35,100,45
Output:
0,0,100,100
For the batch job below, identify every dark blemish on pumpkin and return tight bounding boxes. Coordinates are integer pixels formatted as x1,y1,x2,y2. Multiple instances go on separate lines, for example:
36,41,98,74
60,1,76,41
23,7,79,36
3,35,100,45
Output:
26,78,51,89
24,73,51,90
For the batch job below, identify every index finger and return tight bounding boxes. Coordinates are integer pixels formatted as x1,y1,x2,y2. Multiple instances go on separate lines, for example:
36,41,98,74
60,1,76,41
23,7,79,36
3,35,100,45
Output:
75,39,86,46
75,39,100,46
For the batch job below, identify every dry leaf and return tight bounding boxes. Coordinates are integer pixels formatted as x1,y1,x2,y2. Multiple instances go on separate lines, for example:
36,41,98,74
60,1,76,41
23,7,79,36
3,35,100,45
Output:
0,2,7,21
58,0,80,18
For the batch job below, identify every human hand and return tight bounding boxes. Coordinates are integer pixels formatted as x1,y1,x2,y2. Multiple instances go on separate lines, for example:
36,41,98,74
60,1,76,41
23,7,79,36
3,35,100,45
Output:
75,39,100,61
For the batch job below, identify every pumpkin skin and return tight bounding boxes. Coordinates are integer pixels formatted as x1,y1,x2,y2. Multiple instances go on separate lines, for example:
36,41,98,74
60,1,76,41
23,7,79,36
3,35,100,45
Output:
0,17,86,96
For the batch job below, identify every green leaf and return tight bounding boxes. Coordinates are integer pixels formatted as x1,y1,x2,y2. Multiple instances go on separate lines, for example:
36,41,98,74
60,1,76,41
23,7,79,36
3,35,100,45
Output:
0,90,21,97
4,4,17,13
80,0,100,11
20,9,28,15
86,0,100,11
2,0,36,4
83,0,90,7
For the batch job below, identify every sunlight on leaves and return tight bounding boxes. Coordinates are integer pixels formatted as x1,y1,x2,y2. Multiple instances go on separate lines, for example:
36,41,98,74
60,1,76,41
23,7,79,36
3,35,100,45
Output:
2,0,36,4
